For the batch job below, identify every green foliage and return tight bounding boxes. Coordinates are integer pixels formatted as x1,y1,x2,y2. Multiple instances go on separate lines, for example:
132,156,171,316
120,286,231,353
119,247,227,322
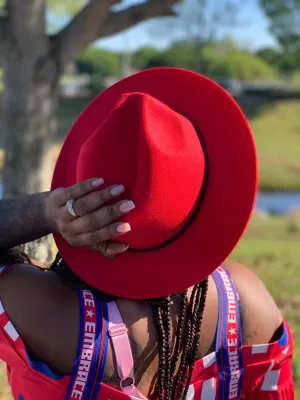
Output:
199,39,278,81
47,0,87,15
257,47,300,75
87,73,106,95
210,52,277,81
132,48,168,70
260,0,300,51
77,47,121,77
256,47,281,66
290,70,300,86
132,39,277,81
294,346,300,384
164,41,200,70
278,50,300,74
132,43,202,71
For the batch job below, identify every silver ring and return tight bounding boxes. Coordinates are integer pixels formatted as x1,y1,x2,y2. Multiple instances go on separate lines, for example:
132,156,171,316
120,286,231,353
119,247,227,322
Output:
66,199,78,217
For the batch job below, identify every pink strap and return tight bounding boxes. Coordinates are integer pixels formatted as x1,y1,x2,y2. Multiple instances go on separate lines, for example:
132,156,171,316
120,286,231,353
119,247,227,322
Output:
107,302,148,400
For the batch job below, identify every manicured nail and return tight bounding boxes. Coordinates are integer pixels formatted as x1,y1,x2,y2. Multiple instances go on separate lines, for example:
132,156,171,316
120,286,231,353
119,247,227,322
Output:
92,178,104,187
119,244,129,253
120,200,135,213
117,223,131,234
110,185,125,197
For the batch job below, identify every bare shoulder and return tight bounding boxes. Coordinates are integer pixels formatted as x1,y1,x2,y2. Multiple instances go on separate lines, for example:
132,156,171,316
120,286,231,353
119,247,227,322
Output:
0,264,79,374
0,263,72,317
0,263,75,333
224,261,283,345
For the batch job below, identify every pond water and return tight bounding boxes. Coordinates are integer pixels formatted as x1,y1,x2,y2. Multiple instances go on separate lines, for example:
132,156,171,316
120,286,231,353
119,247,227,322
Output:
256,191,300,214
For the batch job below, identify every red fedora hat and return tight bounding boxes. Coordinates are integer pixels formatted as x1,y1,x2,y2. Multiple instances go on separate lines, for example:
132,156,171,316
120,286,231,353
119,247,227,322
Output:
51,68,257,299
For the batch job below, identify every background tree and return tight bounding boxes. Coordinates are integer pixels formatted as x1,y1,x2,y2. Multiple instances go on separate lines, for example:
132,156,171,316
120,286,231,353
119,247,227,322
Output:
260,0,300,51
132,47,168,70
77,47,121,77
151,0,243,72
0,0,178,197
200,40,278,81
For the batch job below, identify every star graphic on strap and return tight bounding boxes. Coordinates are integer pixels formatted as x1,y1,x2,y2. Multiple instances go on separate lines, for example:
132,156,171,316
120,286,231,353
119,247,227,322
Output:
87,310,94,318
229,327,236,336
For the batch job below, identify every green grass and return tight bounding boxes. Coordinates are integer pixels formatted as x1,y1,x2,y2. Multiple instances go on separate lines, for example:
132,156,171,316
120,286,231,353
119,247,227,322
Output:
1,213,300,397
0,363,10,399
233,212,300,340
239,99,300,191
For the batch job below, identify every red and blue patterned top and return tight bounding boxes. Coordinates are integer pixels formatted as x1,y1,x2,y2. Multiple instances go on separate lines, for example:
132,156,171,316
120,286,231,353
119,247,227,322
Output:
0,265,295,399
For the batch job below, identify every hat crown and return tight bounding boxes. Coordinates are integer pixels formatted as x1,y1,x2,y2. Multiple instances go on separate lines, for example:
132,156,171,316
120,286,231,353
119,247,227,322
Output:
52,67,257,299
77,92,206,249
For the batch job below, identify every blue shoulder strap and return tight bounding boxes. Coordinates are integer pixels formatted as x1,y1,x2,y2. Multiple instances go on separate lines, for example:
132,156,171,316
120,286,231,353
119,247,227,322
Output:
212,266,244,400
65,289,108,400
89,298,109,400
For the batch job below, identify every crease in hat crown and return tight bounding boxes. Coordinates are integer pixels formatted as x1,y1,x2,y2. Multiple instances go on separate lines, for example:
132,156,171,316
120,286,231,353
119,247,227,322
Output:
76,92,207,249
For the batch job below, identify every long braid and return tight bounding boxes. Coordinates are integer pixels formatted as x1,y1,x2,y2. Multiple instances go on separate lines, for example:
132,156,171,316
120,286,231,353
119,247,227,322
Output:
173,284,198,398
170,290,187,377
152,303,167,399
183,279,208,398
162,297,172,399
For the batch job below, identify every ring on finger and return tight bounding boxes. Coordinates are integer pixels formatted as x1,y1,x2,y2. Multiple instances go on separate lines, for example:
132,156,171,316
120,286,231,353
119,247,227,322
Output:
66,199,78,217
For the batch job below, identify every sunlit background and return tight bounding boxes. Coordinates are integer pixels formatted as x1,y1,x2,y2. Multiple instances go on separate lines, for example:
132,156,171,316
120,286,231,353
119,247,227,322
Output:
0,0,300,397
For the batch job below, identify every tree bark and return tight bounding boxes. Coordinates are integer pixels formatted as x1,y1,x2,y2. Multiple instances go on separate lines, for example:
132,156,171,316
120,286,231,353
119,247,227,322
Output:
2,0,59,197
2,65,59,196
99,0,177,39
57,0,177,70
58,0,121,70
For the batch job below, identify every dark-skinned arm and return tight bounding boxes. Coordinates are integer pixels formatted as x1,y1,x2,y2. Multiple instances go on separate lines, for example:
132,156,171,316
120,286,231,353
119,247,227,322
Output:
0,192,51,249
0,177,135,258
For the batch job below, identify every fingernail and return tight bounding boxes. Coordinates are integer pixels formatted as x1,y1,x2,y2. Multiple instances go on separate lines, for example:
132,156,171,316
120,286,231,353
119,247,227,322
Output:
119,244,129,253
92,178,104,187
120,200,135,213
117,223,131,234
110,185,125,196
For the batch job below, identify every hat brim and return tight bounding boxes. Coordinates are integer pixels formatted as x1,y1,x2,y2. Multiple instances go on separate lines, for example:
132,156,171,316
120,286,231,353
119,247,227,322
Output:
51,68,257,299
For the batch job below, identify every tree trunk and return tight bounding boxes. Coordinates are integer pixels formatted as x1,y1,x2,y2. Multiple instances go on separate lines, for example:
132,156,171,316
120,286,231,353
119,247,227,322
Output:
2,65,59,197
2,1,59,197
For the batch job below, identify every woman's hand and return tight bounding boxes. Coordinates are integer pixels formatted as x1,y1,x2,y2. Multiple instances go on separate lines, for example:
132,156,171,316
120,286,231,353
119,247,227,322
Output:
45,178,134,259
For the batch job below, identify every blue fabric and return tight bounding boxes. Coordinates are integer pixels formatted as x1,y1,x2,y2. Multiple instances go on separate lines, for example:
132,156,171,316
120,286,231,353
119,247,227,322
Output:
64,289,86,399
81,292,103,400
278,322,288,347
212,267,244,400
64,290,108,400
25,349,64,380
91,300,109,400
212,269,229,400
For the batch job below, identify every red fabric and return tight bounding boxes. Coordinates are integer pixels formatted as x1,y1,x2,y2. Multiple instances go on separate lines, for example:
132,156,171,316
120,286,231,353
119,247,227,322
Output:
0,304,294,399
51,68,257,299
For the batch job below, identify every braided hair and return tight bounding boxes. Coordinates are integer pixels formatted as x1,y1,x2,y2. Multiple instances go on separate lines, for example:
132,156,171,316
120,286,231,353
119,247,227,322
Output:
50,253,208,400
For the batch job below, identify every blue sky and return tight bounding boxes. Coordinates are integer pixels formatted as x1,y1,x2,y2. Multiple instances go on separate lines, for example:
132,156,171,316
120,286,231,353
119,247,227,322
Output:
52,0,277,52
96,0,277,52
